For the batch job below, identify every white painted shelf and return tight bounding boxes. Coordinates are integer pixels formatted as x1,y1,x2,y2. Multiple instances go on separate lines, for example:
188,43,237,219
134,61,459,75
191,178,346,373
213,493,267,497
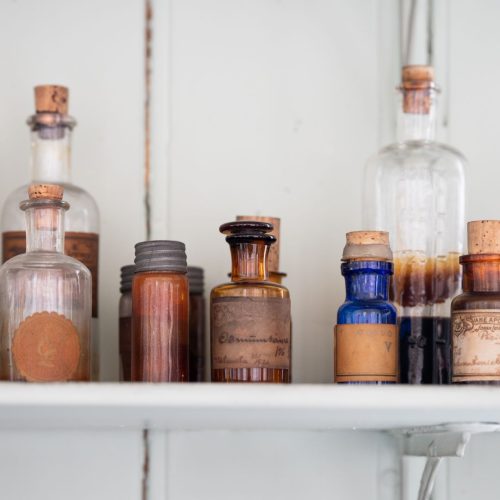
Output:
0,383,500,431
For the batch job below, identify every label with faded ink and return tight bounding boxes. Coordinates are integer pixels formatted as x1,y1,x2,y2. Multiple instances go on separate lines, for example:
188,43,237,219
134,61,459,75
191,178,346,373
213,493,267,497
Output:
211,296,291,370
334,324,398,382
3,230,99,317
452,310,500,382
12,311,81,382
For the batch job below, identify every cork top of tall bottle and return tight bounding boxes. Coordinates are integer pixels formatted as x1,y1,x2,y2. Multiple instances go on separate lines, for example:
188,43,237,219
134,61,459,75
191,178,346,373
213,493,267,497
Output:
342,231,392,261
28,183,64,201
401,65,436,114
35,85,69,115
467,220,500,254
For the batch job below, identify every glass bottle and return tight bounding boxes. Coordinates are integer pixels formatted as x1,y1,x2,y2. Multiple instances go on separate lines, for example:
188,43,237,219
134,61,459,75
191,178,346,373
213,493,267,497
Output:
452,221,500,385
131,241,189,382
363,65,465,384
187,266,206,382
334,231,398,384
211,221,291,383
0,184,91,381
119,264,134,382
1,85,100,380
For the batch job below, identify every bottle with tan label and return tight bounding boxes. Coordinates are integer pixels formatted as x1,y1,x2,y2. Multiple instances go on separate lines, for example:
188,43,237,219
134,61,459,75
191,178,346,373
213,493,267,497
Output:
211,220,291,383
334,231,398,384
0,184,91,382
452,220,500,385
0,85,100,379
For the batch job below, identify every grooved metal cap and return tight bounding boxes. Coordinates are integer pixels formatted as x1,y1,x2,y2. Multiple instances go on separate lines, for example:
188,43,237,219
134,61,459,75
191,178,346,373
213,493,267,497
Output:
134,240,187,273
187,266,204,294
120,264,135,293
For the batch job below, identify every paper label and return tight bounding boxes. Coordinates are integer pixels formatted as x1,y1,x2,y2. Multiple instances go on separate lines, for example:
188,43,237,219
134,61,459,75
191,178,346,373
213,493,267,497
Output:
12,311,81,382
452,309,500,382
334,323,398,382
2,231,99,317
211,296,291,370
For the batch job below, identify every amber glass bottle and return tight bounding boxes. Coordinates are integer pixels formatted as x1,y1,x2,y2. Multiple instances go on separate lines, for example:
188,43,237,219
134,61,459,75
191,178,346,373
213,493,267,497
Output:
187,266,206,382
119,264,134,382
211,221,291,383
131,241,189,382
452,221,500,385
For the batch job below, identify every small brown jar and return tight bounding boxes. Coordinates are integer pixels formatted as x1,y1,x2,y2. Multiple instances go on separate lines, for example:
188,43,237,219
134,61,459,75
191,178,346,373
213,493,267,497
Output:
119,264,134,382
187,266,206,382
131,241,189,382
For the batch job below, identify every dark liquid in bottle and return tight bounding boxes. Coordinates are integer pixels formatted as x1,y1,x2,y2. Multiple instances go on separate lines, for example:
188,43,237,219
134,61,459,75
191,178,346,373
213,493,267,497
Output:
399,316,451,384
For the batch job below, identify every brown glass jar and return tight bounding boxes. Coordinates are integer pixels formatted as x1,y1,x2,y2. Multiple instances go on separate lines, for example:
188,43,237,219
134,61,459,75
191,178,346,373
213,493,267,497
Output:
211,221,291,383
452,221,500,385
119,264,134,382
187,266,206,382
131,241,189,382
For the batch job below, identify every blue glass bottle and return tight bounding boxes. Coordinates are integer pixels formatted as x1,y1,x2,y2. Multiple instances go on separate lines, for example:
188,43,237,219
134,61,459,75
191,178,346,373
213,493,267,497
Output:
334,231,398,384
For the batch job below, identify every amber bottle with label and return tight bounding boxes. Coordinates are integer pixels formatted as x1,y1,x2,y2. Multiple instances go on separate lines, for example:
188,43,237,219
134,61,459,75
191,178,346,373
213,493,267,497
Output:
188,266,206,382
132,241,189,382
1,85,100,380
211,221,291,383
334,231,398,384
119,264,134,382
0,184,92,382
452,221,500,385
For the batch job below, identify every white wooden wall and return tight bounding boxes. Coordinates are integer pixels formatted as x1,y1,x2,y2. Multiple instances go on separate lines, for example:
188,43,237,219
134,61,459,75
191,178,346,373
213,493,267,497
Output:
0,1,499,499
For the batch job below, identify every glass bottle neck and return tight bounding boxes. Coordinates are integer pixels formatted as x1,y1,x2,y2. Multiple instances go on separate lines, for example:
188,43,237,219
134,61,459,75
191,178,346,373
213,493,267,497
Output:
25,206,65,253
461,256,500,292
31,125,72,183
397,89,437,143
230,242,270,281
342,261,392,301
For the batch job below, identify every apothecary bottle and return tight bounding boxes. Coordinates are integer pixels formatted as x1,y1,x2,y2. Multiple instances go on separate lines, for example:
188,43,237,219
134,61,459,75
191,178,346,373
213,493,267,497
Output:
119,264,134,382
132,241,189,382
211,221,291,383
0,184,92,382
452,221,500,385
187,266,206,382
334,231,397,384
1,85,100,380
363,65,466,384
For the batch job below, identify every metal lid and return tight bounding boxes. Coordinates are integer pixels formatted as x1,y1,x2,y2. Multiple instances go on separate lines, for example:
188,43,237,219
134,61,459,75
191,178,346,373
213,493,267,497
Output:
187,266,204,294
134,240,187,273
120,264,135,293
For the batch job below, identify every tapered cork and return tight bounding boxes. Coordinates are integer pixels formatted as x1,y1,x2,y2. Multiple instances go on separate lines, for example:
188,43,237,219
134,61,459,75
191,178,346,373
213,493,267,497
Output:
237,215,281,272
342,231,392,261
28,184,64,201
34,85,69,114
401,65,434,88
467,220,500,254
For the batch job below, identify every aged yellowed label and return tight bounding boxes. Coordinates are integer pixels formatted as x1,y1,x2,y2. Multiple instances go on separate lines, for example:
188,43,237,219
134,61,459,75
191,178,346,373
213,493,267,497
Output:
452,310,500,382
2,231,99,317
211,297,291,370
334,323,398,382
12,312,81,382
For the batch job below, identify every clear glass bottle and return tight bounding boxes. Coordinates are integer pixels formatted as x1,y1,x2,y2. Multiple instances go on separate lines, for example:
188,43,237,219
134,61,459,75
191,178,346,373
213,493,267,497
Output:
0,184,91,381
363,65,466,384
187,266,206,382
211,221,291,383
119,264,134,382
132,241,189,382
334,231,397,384
1,85,100,379
452,221,500,385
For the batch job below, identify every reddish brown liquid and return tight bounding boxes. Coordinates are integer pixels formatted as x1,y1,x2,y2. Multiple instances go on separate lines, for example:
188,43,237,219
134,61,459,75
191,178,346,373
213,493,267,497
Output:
188,293,206,382
212,368,289,383
119,316,132,382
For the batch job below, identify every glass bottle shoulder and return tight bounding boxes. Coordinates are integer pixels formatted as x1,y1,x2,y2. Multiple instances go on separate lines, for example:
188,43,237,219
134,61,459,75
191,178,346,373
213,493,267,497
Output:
451,292,500,312
211,280,289,299
1,182,99,232
337,300,397,324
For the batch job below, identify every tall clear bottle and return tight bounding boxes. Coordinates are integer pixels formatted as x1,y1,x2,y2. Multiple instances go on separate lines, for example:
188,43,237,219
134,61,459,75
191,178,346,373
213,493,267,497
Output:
363,65,466,384
1,85,100,379
0,184,91,381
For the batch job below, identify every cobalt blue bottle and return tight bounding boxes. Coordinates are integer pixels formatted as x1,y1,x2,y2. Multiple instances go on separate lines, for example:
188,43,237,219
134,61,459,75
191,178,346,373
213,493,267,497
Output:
334,231,398,384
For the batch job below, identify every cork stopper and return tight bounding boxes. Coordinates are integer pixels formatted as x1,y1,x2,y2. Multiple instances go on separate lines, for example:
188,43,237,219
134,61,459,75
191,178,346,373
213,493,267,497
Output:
401,65,435,88
28,184,64,201
237,215,281,272
342,230,392,261
467,220,500,255
34,85,69,115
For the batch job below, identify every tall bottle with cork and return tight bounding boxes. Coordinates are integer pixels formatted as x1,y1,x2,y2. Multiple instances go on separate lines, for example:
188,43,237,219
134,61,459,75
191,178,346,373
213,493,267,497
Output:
363,65,466,384
1,85,100,379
